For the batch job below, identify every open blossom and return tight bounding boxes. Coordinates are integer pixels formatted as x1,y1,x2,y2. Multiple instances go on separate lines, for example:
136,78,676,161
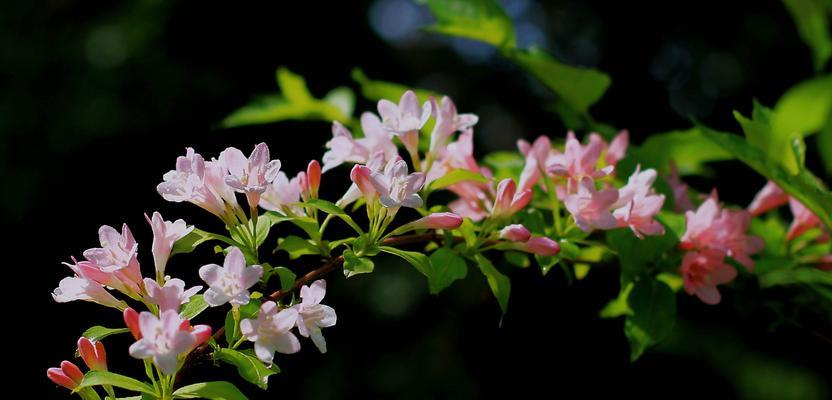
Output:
377,90,431,155
500,224,531,242
83,224,140,274
157,148,234,221
747,180,788,216
240,302,301,364
429,96,478,153
340,151,386,207
787,197,823,241
548,132,614,183
63,257,142,299
517,135,552,193
260,170,304,216
605,130,629,166
144,278,202,313
611,167,665,238
680,194,763,270
293,280,337,353
680,248,737,305
128,310,210,374
221,143,282,209
666,162,694,212
564,177,619,232
146,211,193,277
370,158,426,209
52,275,127,310
322,114,397,172
491,178,532,219
78,337,107,371
199,247,263,307
47,361,84,390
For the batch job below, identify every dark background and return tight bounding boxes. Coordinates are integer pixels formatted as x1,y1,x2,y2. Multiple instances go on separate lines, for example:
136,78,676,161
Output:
4,0,831,398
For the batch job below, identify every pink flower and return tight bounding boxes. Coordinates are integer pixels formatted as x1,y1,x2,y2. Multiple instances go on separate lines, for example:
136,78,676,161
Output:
62,258,141,299
199,247,263,307
292,280,337,353
123,308,141,339
520,236,561,256
548,132,613,183
429,96,478,153
787,197,822,241
370,158,426,209
605,130,629,166
378,90,431,156
747,181,788,216
339,151,387,208
666,161,694,212
611,167,666,238
517,136,553,192
350,164,377,202
412,212,464,230
500,224,531,242
47,361,84,390
78,337,107,371
680,248,737,305
83,224,140,274
564,177,619,232
260,171,304,216
240,302,301,364
449,196,489,222
143,278,202,313
52,275,126,310
128,310,208,374
322,114,397,172
221,143,282,209
145,212,193,277
491,178,532,219
157,148,233,221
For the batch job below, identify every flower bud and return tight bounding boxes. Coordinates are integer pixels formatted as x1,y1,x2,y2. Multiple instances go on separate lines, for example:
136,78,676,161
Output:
123,307,142,340
307,160,321,198
46,361,84,390
522,236,560,256
350,165,376,200
500,224,531,242
414,212,463,230
77,337,107,371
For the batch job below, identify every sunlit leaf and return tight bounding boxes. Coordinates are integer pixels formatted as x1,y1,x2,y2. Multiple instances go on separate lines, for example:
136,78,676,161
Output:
781,0,832,71
423,0,516,48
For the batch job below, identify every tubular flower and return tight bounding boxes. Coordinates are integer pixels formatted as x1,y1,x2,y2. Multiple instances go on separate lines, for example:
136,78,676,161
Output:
787,197,823,241
199,247,263,307
52,275,127,310
564,177,619,232
143,278,202,313
260,170,304,216
747,180,788,216
240,302,301,364
322,114,397,172
221,142,282,209
680,248,737,305
377,90,431,156
128,310,209,374
491,178,532,219
123,308,142,339
429,95,478,153
145,211,193,278
605,130,629,166
47,361,84,390
157,147,236,222
611,167,666,238
293,280,337,353
500,224,531,242
409,212,464,230
665,161,695,212
547,131,614,184
370,158,426,209
77,337,107,371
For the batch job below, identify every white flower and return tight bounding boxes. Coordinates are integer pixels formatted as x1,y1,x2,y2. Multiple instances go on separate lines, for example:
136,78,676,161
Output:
199,247,262,307
240,302,301,364
293,280,337,353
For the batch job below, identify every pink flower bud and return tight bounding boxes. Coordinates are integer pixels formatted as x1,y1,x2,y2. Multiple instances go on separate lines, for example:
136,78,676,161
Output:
414,212,463,230
123,308,142,340
307,160,321,198
509,188,532,215
500,224,531,242
492,178,517,217
47,361,84,390
77,337,107,371
297,171,310,201
522,236,560,256
350,165,376,200
190,325,213,349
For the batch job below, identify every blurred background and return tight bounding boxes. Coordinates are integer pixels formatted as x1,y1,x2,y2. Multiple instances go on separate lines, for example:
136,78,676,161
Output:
4,0,830,398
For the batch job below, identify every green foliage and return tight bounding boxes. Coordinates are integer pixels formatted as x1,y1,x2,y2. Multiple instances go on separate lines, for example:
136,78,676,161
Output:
351,68,440,104
428,168,490,190
172,381,248,400
475,253,511,319
75,371,156,396
503,251,530,268
180,294,209,320
171,228,236,257
214,348,279,390
81,326,129,342
781,0,832,71
700,125,832,230
482,151,525,180
343,248,375,278
302,199,363,234
625,278,676,361
225,300,261,346
599,282,634,318
819,120,832,175
272,266,297,291
424,0,516,48
427,247,468,293
606,226,679,283
379,246,432,276
621,127,733,176
277,235,320,259
224,67,354,127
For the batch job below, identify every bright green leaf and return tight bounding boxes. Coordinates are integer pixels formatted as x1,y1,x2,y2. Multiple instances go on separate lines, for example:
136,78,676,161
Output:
781,0,832,71
458,218,478,249
482,151,525,180
75,371,156,396
427,247,468,293
600,281,634,318
180,295,209,320
343,249,375,278
274,266,296,291
351,68,440,104
423,0,516,48
173,381,248,400
277,235,320,259
428,168,489,190
503,251,530,268
379,246,432,276
323,86,356,118
622,127,733,176
214,348,279,390
171,228,236,257
81,326,129,343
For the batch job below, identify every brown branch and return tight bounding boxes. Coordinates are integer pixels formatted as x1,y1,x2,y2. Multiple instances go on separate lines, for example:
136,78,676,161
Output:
177,230,445,383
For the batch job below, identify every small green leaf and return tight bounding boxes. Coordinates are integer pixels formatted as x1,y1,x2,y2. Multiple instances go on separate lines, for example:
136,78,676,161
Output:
518,208,546,235
599,282,634,318
506,47,611,114
625,278,676,361
458,218,478,249
606,227,678,283
771,74,832,167
301,199,363,234
75,371,156,396
534,254,559,275
424,0,516,48
323,86,356,117
428,169,489,190
171,228,235,257
343,249,375,278
277,235,320,259
781,0,832,71
427,248,468,293
621,127,733,176
503,251,530,268
482,151,525,180
81,326,129,342
379,246,432,276
172,381,248,400
351,68,440,104
180,295,209,320
274,266,296,291
759,266,832,287
475,254,511,318
214,348,279,390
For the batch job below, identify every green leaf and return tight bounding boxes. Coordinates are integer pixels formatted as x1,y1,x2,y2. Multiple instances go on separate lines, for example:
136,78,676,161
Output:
323,86,356,117
343,249,375,278
427,247,468,293
180,294,209,320
273,266,296,291
518,208,547,235
781,0,832,71
506,47,611,114
503,251,530,268
606,227,678,283
171,228,235,257
534,254,559,275
458,218,478,249
622,127,733,176
229,216,273,251
379,246,432,276
301,199,363,234
223,67,351,128
428,168,489,190
624,279,676,361
351,68,440,104
599,282,634,318
771,74,832,167
81,326,129,342
482,151,525,180
277,235,320,259
818,120,832,175
759,266,832,287
699,125,832,230
475,253,511,318
75,371,156,396
214,348,279,390
173,381,248,400
423,0,516,48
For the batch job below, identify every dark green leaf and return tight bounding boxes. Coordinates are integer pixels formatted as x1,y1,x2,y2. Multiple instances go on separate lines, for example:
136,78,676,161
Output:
379,246,432,276
273,266,296,291
214,348,279,390
171,228,236,257
301,199,363,234
606,227,678,283
759,266,832,287
172,381,248,400
599,282,634,318
625,279,676,361
475,254,511,318
503,251,530,268
427,248,468,293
